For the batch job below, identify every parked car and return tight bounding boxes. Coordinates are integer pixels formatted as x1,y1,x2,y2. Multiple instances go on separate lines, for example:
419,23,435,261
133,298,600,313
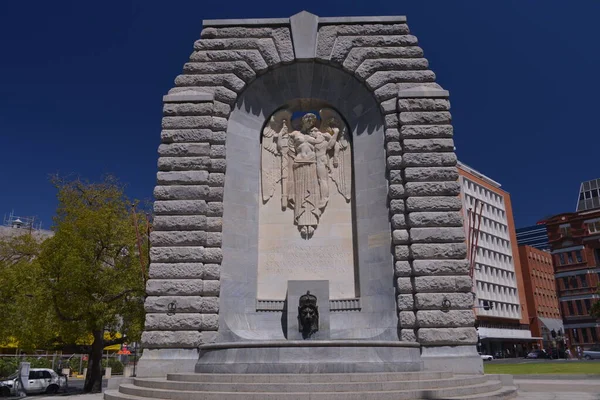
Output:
583,345,600,360
479,353,494,361
0,368,67,396
548,348,566,359
525,349,549,359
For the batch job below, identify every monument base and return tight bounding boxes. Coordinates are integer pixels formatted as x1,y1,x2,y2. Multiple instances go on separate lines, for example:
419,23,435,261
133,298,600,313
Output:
137,349,198,378
421,345,484,375
195,340,423,373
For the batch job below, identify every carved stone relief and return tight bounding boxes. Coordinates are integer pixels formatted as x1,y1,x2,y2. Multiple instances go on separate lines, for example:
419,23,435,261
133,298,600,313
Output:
261,108,352,239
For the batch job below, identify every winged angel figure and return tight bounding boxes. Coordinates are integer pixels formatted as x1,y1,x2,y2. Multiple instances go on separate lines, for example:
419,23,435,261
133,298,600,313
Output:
261,108,352,238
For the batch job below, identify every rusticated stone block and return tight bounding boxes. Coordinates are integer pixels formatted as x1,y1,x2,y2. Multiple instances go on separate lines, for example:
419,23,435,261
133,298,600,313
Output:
182,59,256,80
208,187,224,201
418,327,478,345
158,157,211,171
402,153,457,167
410,227,465,243
175,74,247,93
328,35,419,65
412,260,469,276
406,196,462,212
145,313,219,331
157,171,209,185
416,310,475,328
163,103,213,117
400,329,417,342
389,170,403,184
213,101,231,118
161,129,226,144
190,49,268,73
390,199,405,213
391,214,407,229
399,111,451,125
404,167,458,182
206,217,223,232
149,263,219,279
206,232,222,247
141,331,202,348
394,245,410,261
154,200,208,216
389,184,405,199
380,98,397,114
366,70,436,90
399,311,417,328
385,128,400,142
154,185,210,201
392,229,410,244
386,142,402,155
401,125,453,139
203,279,221,295
398,98,450,112
151,231,206,247
405,182,461,197
150,247,223,263
403,139,454,153
169,86,237,105
193,38,281,66
397,294,414,311
342,46,424,72
158,143,211,157
396,277,413,293
210,159,227,173
210,145,226,158
375,83,399,102
394,261,412,277
146,279,205,296
414,276,472,293
153,216,207,231
207,202,223,217
415,293,473,310
412,243,467,260
162,116,214,129
144,296,219,313
355,58,429,81
208,173,225,186
408,212,463,228
385,113,398,128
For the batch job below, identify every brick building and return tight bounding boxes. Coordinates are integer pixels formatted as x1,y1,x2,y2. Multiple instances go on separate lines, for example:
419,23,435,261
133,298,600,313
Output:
546,205,600,351
518,245,563,350
457,162,536,357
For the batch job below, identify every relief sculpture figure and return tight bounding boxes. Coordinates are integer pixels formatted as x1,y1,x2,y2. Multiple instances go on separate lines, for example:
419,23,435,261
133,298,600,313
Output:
261,108,352,238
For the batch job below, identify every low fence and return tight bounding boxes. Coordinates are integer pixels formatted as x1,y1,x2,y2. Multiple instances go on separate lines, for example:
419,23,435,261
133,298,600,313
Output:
0,352,140,378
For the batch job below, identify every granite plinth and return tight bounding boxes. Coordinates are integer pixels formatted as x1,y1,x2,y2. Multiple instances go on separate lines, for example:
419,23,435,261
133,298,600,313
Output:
195,340,422,373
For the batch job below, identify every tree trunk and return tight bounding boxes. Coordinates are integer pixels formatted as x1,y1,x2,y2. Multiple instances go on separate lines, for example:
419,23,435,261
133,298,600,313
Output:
83,330,104,393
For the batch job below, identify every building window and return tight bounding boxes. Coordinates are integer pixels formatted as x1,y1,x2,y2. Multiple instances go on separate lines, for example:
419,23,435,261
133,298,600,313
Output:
570,276,579,288
563,277,570,289
588,220,600,234
567,253,574,264
567,302,575,315
592,329,598,342
572,328,579,343
575,250,583,263
576,300,584,315
582,329,589,343
560,225,571,237
579,275,587,288
595,249,600,265
559,253,566,265
585,299,592,311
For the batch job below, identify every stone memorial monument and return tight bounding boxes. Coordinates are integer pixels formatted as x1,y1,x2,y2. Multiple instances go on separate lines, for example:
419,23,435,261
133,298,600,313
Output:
106,11,517,399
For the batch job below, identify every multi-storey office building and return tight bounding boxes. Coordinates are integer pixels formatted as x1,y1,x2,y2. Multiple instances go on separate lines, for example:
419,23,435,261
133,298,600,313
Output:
518,245,564,350
457,162,535,357
546,203,600,350
516,224,550,250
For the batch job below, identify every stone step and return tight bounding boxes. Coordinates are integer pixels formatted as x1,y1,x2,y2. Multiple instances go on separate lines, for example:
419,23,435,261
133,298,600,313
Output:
135,375,488,392
444,386,518,400
167,370,454,383
117,380,503,400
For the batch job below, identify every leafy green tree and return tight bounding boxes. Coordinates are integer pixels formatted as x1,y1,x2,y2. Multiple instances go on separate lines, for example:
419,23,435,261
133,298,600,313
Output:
36,176,147,393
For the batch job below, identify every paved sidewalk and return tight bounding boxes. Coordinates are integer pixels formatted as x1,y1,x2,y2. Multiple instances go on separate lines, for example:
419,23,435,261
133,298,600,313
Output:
517,393,600,399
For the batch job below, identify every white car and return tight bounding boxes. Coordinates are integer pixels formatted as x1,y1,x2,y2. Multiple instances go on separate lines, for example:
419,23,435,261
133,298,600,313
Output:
0,368,67,396
480,354,494,361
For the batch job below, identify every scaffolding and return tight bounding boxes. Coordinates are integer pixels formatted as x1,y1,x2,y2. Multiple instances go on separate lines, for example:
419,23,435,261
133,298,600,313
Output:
2,211,43,231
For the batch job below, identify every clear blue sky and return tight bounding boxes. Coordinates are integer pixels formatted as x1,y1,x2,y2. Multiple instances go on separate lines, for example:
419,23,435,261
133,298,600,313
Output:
1,1,598,230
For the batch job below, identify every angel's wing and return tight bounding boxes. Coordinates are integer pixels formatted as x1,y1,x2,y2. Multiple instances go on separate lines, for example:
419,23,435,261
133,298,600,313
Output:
320,108,352,201
261,109,292,203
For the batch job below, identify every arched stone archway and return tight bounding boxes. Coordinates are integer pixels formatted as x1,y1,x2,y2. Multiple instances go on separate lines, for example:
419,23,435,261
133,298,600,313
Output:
140,11,480,377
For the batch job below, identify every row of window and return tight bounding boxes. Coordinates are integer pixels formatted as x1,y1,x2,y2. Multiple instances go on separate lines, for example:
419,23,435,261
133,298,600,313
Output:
463,180,505,208
476,265,517,286
560,274,600,290
563,298,596,316
477,299,520,315
556,250,584,266
559,222,600,236
570,327,599,344
476,247,514,265
528,251,552,265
